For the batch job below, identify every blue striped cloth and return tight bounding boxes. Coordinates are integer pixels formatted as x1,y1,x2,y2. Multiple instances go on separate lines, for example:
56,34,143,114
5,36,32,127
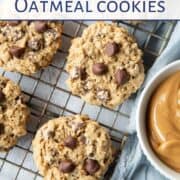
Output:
112,22,180,180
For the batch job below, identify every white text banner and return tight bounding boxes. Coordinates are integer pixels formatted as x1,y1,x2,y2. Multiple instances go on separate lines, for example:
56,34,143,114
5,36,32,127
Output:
0,0,178,20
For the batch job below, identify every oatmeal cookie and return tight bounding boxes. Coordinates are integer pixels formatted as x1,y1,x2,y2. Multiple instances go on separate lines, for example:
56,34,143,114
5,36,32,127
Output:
0,21,62,75
66,22,144,109
32,115,114,180
0,75,30,151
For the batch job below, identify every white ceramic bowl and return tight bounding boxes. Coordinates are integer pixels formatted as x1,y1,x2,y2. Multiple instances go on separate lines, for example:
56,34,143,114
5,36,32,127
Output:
136,60,180,179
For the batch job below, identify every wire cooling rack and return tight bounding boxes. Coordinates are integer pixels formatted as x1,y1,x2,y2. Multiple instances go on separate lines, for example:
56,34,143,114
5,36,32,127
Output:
0,20,176,180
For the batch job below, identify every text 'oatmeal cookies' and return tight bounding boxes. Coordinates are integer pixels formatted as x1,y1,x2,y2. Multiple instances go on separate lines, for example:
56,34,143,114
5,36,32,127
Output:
0,21,62,75
0,75,30,151
32,115,114,180
66,22,145,109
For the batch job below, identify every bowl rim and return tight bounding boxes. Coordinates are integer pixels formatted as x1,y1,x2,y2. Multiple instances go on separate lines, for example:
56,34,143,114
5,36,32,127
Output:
136,60,180,179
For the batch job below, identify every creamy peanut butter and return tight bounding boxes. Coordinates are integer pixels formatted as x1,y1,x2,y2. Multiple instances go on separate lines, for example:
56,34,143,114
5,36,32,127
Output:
148,71,180,171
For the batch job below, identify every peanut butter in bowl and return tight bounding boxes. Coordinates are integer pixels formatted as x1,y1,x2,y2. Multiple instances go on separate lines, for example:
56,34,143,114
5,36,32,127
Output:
148,71,180,172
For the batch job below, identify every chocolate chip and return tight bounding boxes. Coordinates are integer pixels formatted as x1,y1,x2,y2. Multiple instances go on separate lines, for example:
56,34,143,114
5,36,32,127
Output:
84,159,100,175
104,42,119,57
0,123,4,134
115,69,130,86
59,160,75,173
7,21,20,26
64,136,77,149
92,63,108,75
79,68,87,80
9,46,25,58
0,91,5,101
34,21,48,33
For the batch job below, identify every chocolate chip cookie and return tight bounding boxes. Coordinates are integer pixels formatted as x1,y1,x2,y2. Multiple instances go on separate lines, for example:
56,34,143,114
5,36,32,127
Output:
32,115,114,180
66,22,144,109
0,75,30,151
0,21,62,75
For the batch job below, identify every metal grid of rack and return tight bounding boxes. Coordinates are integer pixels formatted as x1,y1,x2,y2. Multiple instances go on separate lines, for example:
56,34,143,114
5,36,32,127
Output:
0,20,176,180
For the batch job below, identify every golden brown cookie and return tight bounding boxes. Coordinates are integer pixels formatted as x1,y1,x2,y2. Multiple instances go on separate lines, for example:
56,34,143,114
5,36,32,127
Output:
32,115,114,180
0,75,30,151
66,22,144,109
0,21,62,75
